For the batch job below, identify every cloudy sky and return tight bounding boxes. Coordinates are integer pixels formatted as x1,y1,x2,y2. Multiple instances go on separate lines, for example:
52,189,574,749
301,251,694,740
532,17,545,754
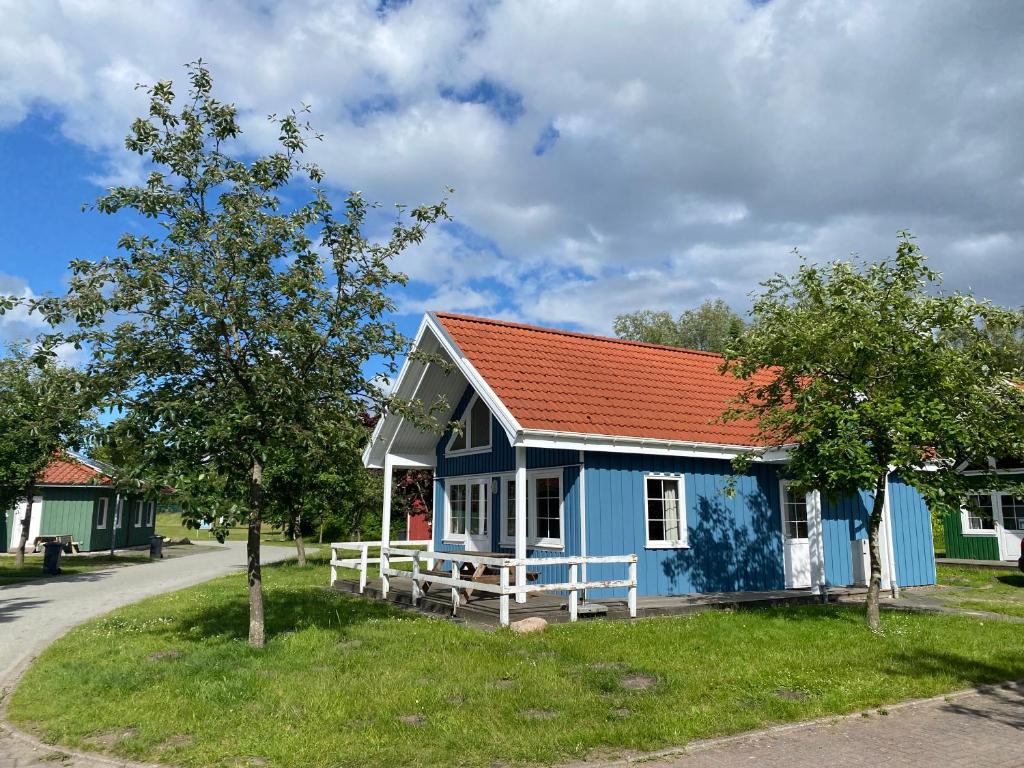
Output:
1,0,1022,350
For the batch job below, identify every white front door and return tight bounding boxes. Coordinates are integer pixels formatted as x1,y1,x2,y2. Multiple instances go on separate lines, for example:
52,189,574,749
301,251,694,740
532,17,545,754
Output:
9,496,43,550
465,480,490,552
996,493,1024,562
781,484,811,588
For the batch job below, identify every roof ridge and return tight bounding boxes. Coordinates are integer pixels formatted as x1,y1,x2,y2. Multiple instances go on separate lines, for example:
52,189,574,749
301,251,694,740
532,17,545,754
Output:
432,311,729,360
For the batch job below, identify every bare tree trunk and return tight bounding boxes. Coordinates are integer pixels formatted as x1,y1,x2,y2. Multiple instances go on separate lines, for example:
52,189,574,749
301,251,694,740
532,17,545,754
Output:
14,481,36,569
248,457,266,649
865,471,888,633
293,507,307,566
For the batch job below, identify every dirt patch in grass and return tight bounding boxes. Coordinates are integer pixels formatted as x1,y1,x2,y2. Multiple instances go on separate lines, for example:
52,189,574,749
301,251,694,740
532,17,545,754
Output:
775,688,810,702
84,728,137,748
145,649,182,662
520,708,558,720
620,673,658,691
398,714,427,727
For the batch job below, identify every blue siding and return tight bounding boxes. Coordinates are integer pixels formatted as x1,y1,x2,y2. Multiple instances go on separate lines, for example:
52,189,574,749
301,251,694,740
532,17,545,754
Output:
888,477,936,587
435,386,575,479
583,451,785,598
820,490,871,587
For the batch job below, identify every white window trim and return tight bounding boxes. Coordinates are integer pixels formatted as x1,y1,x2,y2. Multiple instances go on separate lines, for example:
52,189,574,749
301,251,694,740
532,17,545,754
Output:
961,491,1000,536
445,393,492,457
779,480,810,543
146,501,155,527
644,473,689,549
134,500,144,527
498,469,565,551
96,498,108,530
442,476,491,544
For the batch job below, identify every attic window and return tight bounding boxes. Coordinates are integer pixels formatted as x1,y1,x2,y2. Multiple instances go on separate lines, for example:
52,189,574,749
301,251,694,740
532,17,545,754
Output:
447,394,491,454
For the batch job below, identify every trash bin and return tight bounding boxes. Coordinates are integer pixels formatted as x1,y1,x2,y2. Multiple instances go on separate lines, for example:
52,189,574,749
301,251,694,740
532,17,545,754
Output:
149,535,165,559
42,541,63,575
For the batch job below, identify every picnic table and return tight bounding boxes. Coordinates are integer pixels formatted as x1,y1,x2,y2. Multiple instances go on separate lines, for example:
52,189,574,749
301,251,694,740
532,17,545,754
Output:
32,534,79,554
420,551,539,602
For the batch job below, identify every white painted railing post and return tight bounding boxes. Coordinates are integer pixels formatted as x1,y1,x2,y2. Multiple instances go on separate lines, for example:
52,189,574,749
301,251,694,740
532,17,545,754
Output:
568,562,578,622
359,544,369,594
330,545,337,587
450,559,460,617
499,565,510,627
627,556,638,619
411,551,421,606
381,546,390,598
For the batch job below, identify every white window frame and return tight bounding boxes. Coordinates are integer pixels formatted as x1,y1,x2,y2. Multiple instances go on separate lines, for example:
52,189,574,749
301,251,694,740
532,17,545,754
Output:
146,501,156,527
961,491,999,536
643,473,688,549
443,476,491,543
134,500,144,528
96,497,108,530
498,469,565,550
445,393,492,457
779,480,810,542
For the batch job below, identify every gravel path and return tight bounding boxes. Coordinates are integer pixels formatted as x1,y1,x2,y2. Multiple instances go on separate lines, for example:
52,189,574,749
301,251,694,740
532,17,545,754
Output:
0,541,298,767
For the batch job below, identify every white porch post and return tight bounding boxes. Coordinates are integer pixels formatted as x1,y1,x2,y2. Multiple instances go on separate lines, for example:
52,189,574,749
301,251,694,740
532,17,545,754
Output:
380,454,394,597
882,474,900,599
807,490,826,597
515,445,527,604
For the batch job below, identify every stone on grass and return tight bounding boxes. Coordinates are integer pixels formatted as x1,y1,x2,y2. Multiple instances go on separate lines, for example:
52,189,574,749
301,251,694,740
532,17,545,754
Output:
509,617,548,634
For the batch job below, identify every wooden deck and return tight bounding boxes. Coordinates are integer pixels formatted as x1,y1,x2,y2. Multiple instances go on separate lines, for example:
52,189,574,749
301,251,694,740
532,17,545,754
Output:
331,575,859,628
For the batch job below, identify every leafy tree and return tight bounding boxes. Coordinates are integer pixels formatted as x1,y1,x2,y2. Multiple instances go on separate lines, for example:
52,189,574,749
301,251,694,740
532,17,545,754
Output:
722,234,1024,631
15,62,448,647
0,345,92,566
614,299,745,352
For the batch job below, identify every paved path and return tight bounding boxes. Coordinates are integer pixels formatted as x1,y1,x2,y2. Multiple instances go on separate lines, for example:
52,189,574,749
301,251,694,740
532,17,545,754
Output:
1,542,298,767
590,682,1024,768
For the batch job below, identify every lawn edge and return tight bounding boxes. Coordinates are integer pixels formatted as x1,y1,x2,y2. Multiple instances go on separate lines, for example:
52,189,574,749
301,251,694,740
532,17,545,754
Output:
564,679,1024,767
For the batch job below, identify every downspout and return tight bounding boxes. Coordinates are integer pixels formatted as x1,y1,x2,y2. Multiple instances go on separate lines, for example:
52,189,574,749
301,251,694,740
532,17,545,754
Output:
882,473,900,599
578,450,588,602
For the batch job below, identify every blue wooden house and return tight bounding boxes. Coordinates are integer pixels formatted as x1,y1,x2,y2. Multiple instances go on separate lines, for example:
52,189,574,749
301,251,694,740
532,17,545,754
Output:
363,312,936,600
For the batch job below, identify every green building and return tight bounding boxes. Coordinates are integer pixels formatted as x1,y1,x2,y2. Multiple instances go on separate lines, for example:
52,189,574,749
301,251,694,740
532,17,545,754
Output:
942,458,1024,563
3,453,156,553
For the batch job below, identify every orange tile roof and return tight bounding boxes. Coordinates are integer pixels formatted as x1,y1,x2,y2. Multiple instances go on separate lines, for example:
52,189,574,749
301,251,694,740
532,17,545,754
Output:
434,313,767,447
39,454,111,486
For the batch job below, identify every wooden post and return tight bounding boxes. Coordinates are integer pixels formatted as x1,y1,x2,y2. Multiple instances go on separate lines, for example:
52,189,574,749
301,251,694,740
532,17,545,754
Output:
627,557,638,619
412,551,421,606
380,455,394,598
515,445,527,604
330,545,337,587
499,565,510,627
359,544,369,594
568,562,578,622
450,559,460,617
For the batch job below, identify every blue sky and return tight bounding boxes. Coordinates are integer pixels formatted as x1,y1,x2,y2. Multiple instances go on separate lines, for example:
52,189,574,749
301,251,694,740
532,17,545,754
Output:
2,0,1023,359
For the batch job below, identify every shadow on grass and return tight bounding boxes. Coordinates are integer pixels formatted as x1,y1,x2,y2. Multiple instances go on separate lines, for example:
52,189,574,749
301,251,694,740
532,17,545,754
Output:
169,560,400,641
886,649,1024,688
995,573,1024,588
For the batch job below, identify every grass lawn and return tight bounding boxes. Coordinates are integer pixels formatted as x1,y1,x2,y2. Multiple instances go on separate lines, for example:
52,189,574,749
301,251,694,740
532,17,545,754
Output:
0,552,152,586
935,564,1024,618
156,512,306,548
10,559,1024,768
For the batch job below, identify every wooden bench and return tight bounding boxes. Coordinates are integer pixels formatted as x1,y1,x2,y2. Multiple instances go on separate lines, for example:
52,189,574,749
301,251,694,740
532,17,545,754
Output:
419,565,539,601
32,535,79,554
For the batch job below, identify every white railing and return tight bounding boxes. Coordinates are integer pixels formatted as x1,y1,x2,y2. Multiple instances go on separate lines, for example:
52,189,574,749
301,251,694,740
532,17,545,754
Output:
380,547,638,627
329,540,432,594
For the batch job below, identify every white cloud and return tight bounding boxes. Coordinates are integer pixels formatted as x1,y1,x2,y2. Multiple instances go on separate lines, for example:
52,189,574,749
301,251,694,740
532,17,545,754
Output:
2,0,1023,334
